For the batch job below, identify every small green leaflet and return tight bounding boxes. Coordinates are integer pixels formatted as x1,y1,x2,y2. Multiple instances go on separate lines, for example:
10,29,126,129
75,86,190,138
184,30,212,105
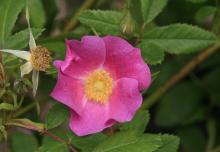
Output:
46,103,69,129
140,42,164,65
119,110,150,134
80,10,123,35
195,6,216,24
0,0,43,50
35,143,68,152
129,0,168,25
93,131,162,152
0,0,25,48
154,135,180,152
5,28,44,49
27,0,46,28
142,24,217,54
70,133,108,152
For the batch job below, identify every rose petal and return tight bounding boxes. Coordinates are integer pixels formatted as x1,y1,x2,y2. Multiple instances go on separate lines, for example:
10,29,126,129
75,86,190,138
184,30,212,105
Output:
108,78,142,122
20,61,33,77
103,36,151,90
61,36,106,79
50,69,85,115
69,101,110,136
68,78,142,136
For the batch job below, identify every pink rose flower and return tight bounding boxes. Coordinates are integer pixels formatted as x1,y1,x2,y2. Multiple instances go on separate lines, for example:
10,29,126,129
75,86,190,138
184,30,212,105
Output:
51,36,151,136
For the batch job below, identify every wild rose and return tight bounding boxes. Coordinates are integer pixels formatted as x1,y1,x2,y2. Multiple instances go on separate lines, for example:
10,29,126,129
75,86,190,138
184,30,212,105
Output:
51,36,151,136
0,7,51,96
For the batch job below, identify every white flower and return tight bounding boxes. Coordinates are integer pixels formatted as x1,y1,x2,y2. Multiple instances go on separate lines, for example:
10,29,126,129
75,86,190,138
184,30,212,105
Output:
0,7,51,96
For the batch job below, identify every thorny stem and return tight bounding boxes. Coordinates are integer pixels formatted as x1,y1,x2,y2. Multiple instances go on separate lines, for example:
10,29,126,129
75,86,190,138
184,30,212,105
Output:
43,130,78,152
11,99,77,151
141,41,220,110
8,101,78,152
5,122,78,152
63,0,96,32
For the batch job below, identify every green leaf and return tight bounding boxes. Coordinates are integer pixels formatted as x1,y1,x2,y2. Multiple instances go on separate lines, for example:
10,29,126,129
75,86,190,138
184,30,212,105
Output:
12,131,38,152
119,110,150,134
27,0,46,28
142,24,217,54
129,0,168,25
36,143,68,152
154,135,180,152
46,103,69,129
0,0,25,47
5,28,44,49
69,133,108,152
140,42,164,65
80,10,123,35
93,131,162,152
195,6,216,24
177,126,206,152
155,81,203,127
43,129,107,152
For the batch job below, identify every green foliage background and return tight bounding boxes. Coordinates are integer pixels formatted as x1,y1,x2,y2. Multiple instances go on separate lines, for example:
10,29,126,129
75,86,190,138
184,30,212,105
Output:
0,0,220,152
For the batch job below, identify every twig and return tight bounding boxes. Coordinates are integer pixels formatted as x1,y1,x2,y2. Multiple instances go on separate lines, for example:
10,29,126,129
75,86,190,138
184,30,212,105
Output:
141,42,220,109
43,130,78,152
63,0,96,32
6,121,78,152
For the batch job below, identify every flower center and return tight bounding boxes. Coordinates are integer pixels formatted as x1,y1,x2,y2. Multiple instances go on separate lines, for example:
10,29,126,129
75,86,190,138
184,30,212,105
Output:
30,46,51,71
85,70,113,104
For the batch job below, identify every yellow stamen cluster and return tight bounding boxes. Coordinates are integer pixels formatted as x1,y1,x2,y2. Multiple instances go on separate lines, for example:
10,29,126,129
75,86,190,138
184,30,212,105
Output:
85,70,113,104
30,46,51,71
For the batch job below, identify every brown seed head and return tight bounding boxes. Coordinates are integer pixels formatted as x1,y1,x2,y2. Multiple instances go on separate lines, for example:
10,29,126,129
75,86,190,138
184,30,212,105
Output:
30,46,51,71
